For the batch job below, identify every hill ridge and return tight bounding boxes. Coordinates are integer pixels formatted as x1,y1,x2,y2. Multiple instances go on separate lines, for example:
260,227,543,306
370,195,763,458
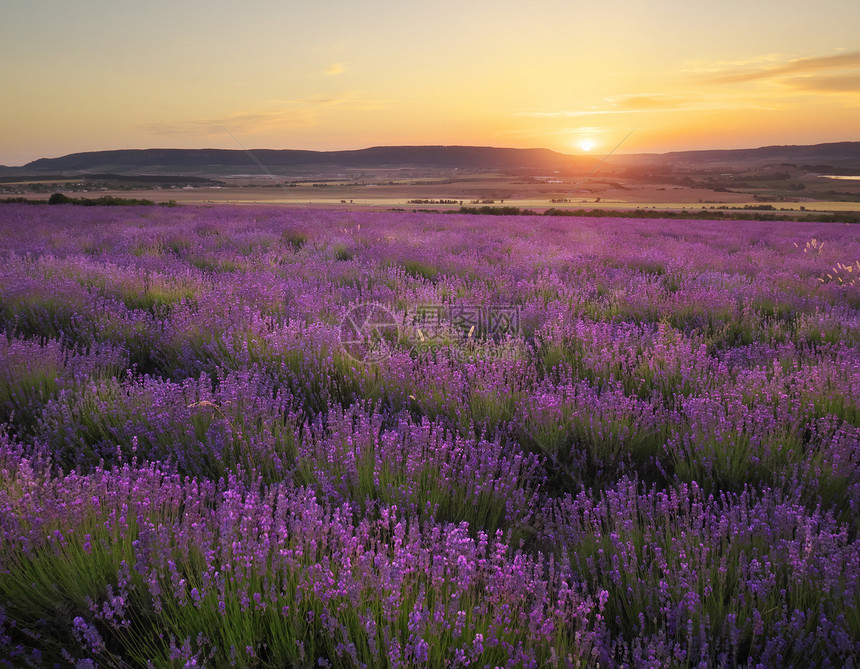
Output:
9,141,860,175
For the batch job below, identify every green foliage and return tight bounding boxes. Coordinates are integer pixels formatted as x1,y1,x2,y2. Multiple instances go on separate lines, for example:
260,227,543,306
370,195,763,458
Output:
47,192,159,206
281,230,308,250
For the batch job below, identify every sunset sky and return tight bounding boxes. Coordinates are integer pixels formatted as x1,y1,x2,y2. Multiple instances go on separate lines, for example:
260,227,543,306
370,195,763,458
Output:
2,0,859,166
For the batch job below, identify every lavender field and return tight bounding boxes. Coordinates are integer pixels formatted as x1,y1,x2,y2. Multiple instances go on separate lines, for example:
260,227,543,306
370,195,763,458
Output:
0,204,858,668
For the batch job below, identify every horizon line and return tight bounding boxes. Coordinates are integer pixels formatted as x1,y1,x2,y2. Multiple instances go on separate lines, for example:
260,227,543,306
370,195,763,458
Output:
6,138,860,168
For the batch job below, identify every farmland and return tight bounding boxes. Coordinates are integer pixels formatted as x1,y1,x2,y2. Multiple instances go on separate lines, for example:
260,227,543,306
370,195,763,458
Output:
0,204,858,667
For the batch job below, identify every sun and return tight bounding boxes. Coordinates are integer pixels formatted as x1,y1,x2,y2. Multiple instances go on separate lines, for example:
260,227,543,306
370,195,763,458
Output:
579,139,594,152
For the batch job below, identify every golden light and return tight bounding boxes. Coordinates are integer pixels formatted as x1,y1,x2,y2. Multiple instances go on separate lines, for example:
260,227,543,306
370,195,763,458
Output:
579,139,594,152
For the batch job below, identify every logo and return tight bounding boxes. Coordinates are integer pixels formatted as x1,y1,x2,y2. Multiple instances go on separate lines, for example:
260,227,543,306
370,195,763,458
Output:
339,302,399,363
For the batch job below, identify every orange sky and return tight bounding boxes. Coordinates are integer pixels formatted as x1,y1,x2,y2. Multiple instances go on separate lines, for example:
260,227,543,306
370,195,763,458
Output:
2,0,859,165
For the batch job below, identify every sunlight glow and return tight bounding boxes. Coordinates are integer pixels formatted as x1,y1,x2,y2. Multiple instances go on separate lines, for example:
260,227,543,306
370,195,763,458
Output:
1,1,859,163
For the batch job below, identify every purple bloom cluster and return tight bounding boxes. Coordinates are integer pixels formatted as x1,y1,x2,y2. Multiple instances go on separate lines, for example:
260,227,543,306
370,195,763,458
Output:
0,204,858,667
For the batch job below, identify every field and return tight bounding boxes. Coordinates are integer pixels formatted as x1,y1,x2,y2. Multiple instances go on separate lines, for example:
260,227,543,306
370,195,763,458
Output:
5,160,860,218
6,176,860,216
0,204,858,667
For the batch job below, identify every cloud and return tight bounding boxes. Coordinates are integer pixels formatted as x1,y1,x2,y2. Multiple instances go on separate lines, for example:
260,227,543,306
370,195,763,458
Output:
140,94,390,137
272,92,389,111
515,94,703,119
565,126,603,135
607,94,696,110
324,62,346,76
514,53,860,124
782,74,860,93
515,109,633,118
682,54,786,75
293,95,343,105
707,50,860,85
139,109,318,137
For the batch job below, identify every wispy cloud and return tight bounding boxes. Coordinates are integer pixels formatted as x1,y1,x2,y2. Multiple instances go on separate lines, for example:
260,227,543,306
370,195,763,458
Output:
140,93,389,137
515,109,634,118
682,53,787,76
519,56,852,123
565,126,603,135
706,50,860,85
782,74,860,93
324,62,346,76
292,95,343,105
606,93,696,110
515,94,706,119
139,109,318,137
272,92,389,111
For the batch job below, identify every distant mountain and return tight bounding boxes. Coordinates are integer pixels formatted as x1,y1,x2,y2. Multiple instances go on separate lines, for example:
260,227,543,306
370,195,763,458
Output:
20,146,587,174
12,142,860,176
629,141,860,168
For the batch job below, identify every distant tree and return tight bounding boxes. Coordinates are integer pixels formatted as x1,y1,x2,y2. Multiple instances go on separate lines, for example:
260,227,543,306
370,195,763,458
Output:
48,193,71,204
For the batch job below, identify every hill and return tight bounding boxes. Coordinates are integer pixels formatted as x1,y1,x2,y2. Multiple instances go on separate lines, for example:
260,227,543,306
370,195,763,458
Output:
18,146,588,175
6,141,859,180
626,141,860,171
